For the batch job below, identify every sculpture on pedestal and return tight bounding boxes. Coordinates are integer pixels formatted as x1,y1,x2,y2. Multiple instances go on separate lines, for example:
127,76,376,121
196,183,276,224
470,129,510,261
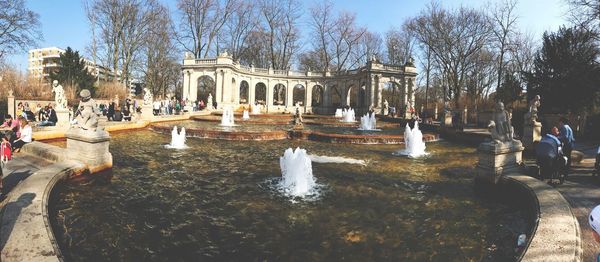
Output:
524,95,541,123
52,80,67,110
72,89,102,131
292,106,304,130
207,93,214,110
143,88,153,105
8,89,13,97
488,101,515,144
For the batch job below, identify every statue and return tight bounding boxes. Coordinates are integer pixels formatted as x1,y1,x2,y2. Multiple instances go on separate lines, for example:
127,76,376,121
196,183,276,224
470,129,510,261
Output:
383,99,389,115
52,80,67,110
143,88,153,105
292,106,304,130
72,89,102,131
184,52,193,59
524,95,541,123
207,93,214,110
8,89,13,97
488,101,515,143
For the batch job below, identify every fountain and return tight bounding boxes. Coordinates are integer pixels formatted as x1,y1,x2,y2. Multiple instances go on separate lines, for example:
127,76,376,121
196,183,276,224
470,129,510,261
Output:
165,126,187,149
278,147,316,197
341,108,356,122
358,112,378,130
334,108,343,118
242,110,250,120
394,122,428,158
220,107,235,126
252,104,261,115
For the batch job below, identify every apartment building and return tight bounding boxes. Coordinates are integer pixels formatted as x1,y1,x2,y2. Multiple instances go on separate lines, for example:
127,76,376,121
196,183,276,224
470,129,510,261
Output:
28,47,120,82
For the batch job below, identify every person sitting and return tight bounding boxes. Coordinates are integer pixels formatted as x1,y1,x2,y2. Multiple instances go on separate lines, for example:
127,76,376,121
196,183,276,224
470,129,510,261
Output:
1,115,20,144
536,127,567,183
107,102,116,121
122,105,132,121
12,118,32,152
38,105,58,126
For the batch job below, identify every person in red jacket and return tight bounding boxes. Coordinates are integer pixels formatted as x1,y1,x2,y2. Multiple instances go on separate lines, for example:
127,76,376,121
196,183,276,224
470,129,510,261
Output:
0,136,10,162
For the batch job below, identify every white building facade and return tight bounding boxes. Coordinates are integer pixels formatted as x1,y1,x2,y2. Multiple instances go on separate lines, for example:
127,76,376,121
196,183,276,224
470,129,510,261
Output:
181,53,417,117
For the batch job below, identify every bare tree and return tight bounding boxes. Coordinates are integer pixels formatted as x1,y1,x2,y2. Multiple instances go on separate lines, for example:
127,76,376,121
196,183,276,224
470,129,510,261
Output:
490,0,519,93
407,3,492,108
567,0,600,35
0,0,42,61
86,0,165,84
258,0,302,70
385,27,415,65
351,30,382,68
176,0,237,58
143,5,179,98
307,0,334,72
223,0,258,62
328,12,366,72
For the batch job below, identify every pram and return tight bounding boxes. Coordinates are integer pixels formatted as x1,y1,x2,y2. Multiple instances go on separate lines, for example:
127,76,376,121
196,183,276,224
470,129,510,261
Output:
536,135,567,184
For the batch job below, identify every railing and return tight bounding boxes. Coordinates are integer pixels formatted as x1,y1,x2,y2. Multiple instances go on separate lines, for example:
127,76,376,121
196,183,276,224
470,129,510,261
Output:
239,65,252,72
255,68,269,74
382,64,403,71
273,69,287,75
288,71,305,76
195,59,216,65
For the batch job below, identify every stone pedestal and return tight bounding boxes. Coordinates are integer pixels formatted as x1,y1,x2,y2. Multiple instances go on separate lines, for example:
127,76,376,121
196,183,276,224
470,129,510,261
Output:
443,112,452,126
55,109,70,127
476,140,524,183
65,128,113,173
522,121,542,150
141,104,154,121
7,92,15,118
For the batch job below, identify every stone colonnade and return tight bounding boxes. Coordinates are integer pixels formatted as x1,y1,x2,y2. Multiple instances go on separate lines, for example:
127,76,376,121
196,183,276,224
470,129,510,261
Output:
181,53,417,116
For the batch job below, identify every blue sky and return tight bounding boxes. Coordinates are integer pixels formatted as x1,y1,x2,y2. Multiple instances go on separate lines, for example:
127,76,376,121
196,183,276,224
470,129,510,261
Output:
7,0,568,71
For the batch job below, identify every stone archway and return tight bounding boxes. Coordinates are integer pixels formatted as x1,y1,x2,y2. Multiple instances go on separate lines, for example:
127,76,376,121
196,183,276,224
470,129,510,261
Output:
239,80,249,104
382,81,403,114
358,84,366,108
312,85,323,106
331,85,343,108
293,84,305,106
273,83,286,106
255,82,266,105
347,85,359,108
197,75,215,103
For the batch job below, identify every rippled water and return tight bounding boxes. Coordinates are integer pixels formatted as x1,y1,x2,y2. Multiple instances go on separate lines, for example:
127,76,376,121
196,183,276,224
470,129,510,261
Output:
50,129,529,261
174,120,404,136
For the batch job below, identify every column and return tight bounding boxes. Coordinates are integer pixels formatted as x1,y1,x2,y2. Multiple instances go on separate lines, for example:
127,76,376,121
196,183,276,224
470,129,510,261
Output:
233,77,240,105
266,79,273,112
7,90,15,118
215,70,223,108
249,78,255,105
182,70,190,101
369,75,375,108
305,82,312,113
189,73,198,102
286,80,293,108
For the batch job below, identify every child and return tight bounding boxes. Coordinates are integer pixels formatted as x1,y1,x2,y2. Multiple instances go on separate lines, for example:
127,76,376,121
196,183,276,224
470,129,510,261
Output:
0,136,10,163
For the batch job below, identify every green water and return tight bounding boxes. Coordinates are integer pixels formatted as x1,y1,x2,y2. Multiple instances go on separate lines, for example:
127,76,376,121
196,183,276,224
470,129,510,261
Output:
50,129,528,261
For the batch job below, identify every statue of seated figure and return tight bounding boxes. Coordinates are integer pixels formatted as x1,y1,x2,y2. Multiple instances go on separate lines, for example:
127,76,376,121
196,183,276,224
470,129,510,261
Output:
488,101,515,144
73,89,102,131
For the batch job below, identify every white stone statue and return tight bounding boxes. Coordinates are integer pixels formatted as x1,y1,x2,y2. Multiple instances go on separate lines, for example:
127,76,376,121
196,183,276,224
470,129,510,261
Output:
488,101,515,143
52,80,67,110
143,88,153,105
184,52,193,59
8,89,13,97
524,95,541,123
207,93,214,110
73,89,102,131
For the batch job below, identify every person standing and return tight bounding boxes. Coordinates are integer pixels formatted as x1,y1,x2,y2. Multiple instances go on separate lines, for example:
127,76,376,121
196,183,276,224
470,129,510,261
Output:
558,117,575,168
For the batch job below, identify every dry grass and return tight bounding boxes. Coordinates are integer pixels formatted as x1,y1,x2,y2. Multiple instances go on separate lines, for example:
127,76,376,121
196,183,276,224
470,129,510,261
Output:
0,68,52,100
95,81,129,100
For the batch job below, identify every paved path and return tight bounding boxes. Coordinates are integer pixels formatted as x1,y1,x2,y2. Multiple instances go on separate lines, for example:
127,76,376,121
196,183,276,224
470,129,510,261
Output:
552,143,600,261
1,154,52,205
